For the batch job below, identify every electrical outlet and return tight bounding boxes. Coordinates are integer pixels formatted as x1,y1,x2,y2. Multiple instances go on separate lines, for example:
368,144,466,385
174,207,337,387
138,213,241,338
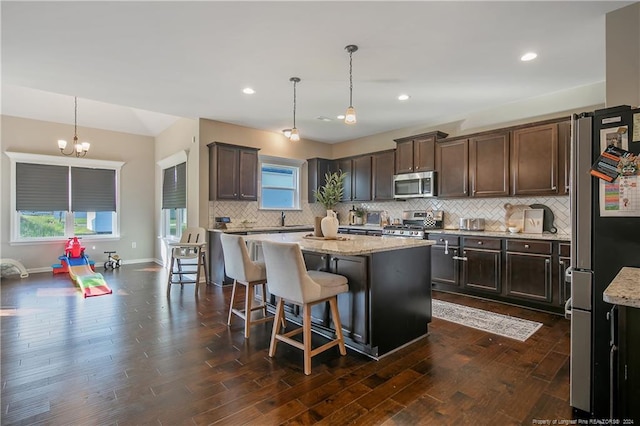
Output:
132,242,136,249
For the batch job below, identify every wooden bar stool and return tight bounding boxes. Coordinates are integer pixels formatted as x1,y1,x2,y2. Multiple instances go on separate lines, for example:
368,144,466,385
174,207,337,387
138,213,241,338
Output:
167,227,208,296
261,240,349,375
220,234,274,338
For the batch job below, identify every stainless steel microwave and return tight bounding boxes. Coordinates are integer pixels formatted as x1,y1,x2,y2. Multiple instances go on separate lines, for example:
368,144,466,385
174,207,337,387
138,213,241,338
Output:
393,171,436,199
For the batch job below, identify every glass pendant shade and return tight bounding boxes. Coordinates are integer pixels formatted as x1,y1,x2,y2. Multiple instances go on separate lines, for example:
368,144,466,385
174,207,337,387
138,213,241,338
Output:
344,44,358,126
282,129,292,138
289,127,300,142
58,139,67,149
344,106,357,124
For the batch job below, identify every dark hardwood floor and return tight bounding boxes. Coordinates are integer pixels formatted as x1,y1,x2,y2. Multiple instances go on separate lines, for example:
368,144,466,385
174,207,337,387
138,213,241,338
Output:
1,263,573,425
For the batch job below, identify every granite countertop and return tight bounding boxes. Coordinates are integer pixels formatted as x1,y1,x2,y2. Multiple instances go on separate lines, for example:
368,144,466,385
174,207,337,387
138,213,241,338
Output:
241,231,434,256
603,267,640,308
209,225,313,233
425,229,571,241
338,225,384,231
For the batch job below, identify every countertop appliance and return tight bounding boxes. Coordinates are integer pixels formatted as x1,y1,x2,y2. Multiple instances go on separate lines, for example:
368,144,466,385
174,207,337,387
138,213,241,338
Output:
382,210,444,238
568,105,640,418
458,217,485,231
393,171,436,199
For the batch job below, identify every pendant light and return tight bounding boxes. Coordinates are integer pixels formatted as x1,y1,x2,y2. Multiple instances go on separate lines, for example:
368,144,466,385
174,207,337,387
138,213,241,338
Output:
289,77,301,141
344,44,358,125
58,96,90,157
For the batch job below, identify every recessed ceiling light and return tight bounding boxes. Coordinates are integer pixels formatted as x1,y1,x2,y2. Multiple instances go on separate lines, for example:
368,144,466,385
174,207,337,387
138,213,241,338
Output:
316,116,332,122
337,114,345,120
398,94,410,101
520,52,537,62
242,87,255,94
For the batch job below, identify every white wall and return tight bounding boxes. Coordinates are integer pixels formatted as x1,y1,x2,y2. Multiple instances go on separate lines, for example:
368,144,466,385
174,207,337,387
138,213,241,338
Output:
153,117,198,264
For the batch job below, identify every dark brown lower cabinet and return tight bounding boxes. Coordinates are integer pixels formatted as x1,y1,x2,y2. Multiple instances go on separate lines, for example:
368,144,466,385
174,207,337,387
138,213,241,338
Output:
430,234,460,291
328,255,368,344
429,232,569,314
505,240,552,303
462,237,502,294
266,245,432,359
613,306,640,421
505,252,552,302
559,242,571,306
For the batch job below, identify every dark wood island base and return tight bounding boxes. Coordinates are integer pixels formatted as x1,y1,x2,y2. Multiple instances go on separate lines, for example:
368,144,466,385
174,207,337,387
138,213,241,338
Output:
240,232,434,359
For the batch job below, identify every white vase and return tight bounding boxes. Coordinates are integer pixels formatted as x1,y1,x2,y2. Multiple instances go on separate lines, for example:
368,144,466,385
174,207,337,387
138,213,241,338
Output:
321,210,339,239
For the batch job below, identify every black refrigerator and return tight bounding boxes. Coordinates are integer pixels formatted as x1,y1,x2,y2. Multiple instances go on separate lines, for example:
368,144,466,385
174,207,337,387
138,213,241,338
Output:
568,105,640,418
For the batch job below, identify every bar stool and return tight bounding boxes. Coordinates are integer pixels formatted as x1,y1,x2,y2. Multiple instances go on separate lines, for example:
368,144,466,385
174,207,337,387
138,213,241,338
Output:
220,234,274,338
167,227,208,296
261,240,349,375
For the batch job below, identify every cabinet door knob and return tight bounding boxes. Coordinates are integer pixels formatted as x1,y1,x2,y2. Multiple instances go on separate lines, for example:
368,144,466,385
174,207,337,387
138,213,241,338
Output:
524,244,530,248
552,185,557,190
477,241,483,245
439,238,444,242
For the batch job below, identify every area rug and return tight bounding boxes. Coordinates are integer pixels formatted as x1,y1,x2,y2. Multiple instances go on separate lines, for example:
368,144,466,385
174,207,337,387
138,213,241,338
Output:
432,299,543,342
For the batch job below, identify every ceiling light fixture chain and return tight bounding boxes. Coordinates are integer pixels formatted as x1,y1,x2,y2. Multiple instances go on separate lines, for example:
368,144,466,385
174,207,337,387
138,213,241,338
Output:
289,77,301,141
344,44,358,125
58,96,90,157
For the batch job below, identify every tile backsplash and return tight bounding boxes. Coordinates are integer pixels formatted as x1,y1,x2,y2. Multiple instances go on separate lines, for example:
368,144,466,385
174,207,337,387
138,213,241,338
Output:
210,196,570,235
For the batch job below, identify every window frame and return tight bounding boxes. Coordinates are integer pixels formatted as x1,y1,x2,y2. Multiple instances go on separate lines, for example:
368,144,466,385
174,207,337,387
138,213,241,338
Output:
258,155,304,211
6,151,124,244
157,150,188,242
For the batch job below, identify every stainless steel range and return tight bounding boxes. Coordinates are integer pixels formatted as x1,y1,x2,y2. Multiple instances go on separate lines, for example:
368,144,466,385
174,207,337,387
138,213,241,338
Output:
382,210,444,238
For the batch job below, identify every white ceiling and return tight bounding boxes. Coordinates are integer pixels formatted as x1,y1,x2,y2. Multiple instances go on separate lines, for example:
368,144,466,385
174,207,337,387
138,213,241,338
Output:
1,1,633,143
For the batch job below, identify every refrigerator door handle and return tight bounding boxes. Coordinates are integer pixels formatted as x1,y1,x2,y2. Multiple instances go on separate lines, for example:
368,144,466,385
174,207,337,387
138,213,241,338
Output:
564,297,572,320
565,266,573,283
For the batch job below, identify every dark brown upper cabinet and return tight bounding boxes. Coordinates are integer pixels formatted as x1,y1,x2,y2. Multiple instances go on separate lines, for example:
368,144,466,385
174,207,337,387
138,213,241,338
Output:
557,121,571,195
469,131,510,197
307,158,333,203
435,138,469,198
372,150,395,201
511,123,559,196
336,158,353,202
352,155,372,201
394,131,448,174
208,142,259,201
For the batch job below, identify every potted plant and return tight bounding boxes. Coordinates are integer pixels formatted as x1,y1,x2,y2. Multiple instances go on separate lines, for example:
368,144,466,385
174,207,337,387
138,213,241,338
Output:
354,207,366,225
313,171,347,238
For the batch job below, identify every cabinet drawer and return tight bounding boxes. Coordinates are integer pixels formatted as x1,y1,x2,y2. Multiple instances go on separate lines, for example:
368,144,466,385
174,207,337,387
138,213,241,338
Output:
428,234,459,246
559,242,570,257
506,240,552,254
463,237,501,250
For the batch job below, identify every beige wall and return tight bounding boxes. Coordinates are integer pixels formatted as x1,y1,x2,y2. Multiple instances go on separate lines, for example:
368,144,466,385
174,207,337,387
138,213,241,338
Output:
1,115,156,271
198,119,332,227
154,117,198,263
606,2,640,107
332,84,605,158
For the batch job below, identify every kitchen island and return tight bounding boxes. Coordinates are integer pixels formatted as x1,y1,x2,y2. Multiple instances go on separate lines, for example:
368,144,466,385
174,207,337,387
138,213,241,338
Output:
242,232,435,359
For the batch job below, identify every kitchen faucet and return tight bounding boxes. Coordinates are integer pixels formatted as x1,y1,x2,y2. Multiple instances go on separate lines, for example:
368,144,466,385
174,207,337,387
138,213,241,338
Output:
280,211,286,226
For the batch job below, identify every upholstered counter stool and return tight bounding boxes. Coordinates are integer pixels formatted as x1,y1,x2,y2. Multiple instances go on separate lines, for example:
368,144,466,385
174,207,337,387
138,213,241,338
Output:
220,233,274,338
261,240,349,375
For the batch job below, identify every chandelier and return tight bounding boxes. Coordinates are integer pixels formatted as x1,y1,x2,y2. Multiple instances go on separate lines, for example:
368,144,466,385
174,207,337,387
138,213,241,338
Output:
58,97,90,157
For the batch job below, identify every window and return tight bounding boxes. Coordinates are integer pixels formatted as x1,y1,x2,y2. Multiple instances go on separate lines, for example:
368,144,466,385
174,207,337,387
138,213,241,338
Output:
162,162,187,240
158,151,188,241
259,156,303,210
6,152,123,242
